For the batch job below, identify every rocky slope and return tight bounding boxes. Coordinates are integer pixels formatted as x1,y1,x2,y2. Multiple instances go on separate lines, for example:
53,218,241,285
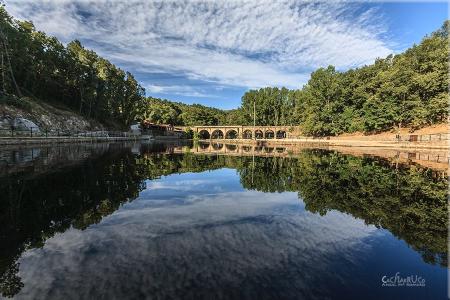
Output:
0,96,105,134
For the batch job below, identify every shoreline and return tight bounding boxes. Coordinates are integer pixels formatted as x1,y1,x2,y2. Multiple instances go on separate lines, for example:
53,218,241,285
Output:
0,136,145,145
0,135,448,150
196,138,449,150
0,136,447,172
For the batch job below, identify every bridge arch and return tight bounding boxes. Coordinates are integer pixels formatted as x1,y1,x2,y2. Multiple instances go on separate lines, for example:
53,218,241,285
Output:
276,147,286,153
225,144,238,151
255,130,263,139
225,129,238,139
212,143,223,150
276,130,286,139
199,142,209,150
265,130,274,139
242,130,252,139
198,129,210,139
211,130,224,139
264,147,274,153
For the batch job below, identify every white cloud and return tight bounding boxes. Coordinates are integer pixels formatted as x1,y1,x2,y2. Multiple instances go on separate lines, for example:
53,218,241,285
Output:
5,0,394,90
145,84,217,98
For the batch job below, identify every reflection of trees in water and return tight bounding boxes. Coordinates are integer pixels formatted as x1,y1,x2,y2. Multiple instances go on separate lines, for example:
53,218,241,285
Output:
0,146,447,297
0,148,147,297
238,150,448,267
0,259,22,298
0,147,226,297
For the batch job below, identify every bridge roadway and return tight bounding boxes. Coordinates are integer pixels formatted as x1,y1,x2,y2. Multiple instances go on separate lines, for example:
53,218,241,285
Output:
178,125,300,139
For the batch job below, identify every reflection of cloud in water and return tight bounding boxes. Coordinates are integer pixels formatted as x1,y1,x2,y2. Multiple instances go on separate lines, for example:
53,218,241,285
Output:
16,172,378,300
145,179,212,190
133,169,241,208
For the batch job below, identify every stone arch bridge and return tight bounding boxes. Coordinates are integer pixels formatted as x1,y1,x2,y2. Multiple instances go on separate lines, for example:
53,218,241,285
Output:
179,126,299,140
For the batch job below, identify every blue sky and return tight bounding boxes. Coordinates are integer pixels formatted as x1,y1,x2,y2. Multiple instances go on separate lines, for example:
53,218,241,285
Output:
6,1,448,110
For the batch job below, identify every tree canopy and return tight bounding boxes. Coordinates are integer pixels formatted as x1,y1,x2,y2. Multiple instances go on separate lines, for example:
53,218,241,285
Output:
142,97,226,126
0,6,146,128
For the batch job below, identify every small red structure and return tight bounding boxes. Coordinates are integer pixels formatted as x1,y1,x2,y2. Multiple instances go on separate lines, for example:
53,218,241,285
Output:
141,120,174,132
140,120,184,138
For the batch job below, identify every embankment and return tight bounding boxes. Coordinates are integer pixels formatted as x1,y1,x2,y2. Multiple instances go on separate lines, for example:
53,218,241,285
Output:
0,136,148,145
198,123,449,150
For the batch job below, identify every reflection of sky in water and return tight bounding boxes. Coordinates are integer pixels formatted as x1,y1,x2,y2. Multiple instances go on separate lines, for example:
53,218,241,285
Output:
15,169,447,300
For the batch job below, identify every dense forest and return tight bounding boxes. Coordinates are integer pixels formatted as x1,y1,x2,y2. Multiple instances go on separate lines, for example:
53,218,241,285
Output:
0,7,146,128
0,5,448,134
142,97,226,126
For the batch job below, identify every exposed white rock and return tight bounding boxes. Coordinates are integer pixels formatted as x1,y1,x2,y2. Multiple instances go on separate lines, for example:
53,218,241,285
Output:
12,117,40,133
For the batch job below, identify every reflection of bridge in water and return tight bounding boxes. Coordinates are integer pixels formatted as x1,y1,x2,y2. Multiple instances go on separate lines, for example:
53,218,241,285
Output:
192,141,294,157
165,141,449,174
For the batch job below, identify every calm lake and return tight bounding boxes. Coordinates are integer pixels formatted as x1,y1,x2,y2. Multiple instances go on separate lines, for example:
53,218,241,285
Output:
0,141,447,300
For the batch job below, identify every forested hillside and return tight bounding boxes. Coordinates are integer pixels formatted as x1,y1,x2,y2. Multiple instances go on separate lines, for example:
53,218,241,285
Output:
0,7,145,129
0,5,447,135
142,97,226,126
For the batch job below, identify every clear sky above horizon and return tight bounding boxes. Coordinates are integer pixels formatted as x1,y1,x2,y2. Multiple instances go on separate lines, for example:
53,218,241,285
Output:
5,0,448,110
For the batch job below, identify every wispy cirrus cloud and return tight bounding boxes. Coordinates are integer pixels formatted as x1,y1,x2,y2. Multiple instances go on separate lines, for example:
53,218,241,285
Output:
5,0,394,104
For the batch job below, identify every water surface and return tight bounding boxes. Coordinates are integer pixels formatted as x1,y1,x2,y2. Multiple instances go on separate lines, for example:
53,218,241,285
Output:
0,142,447,299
